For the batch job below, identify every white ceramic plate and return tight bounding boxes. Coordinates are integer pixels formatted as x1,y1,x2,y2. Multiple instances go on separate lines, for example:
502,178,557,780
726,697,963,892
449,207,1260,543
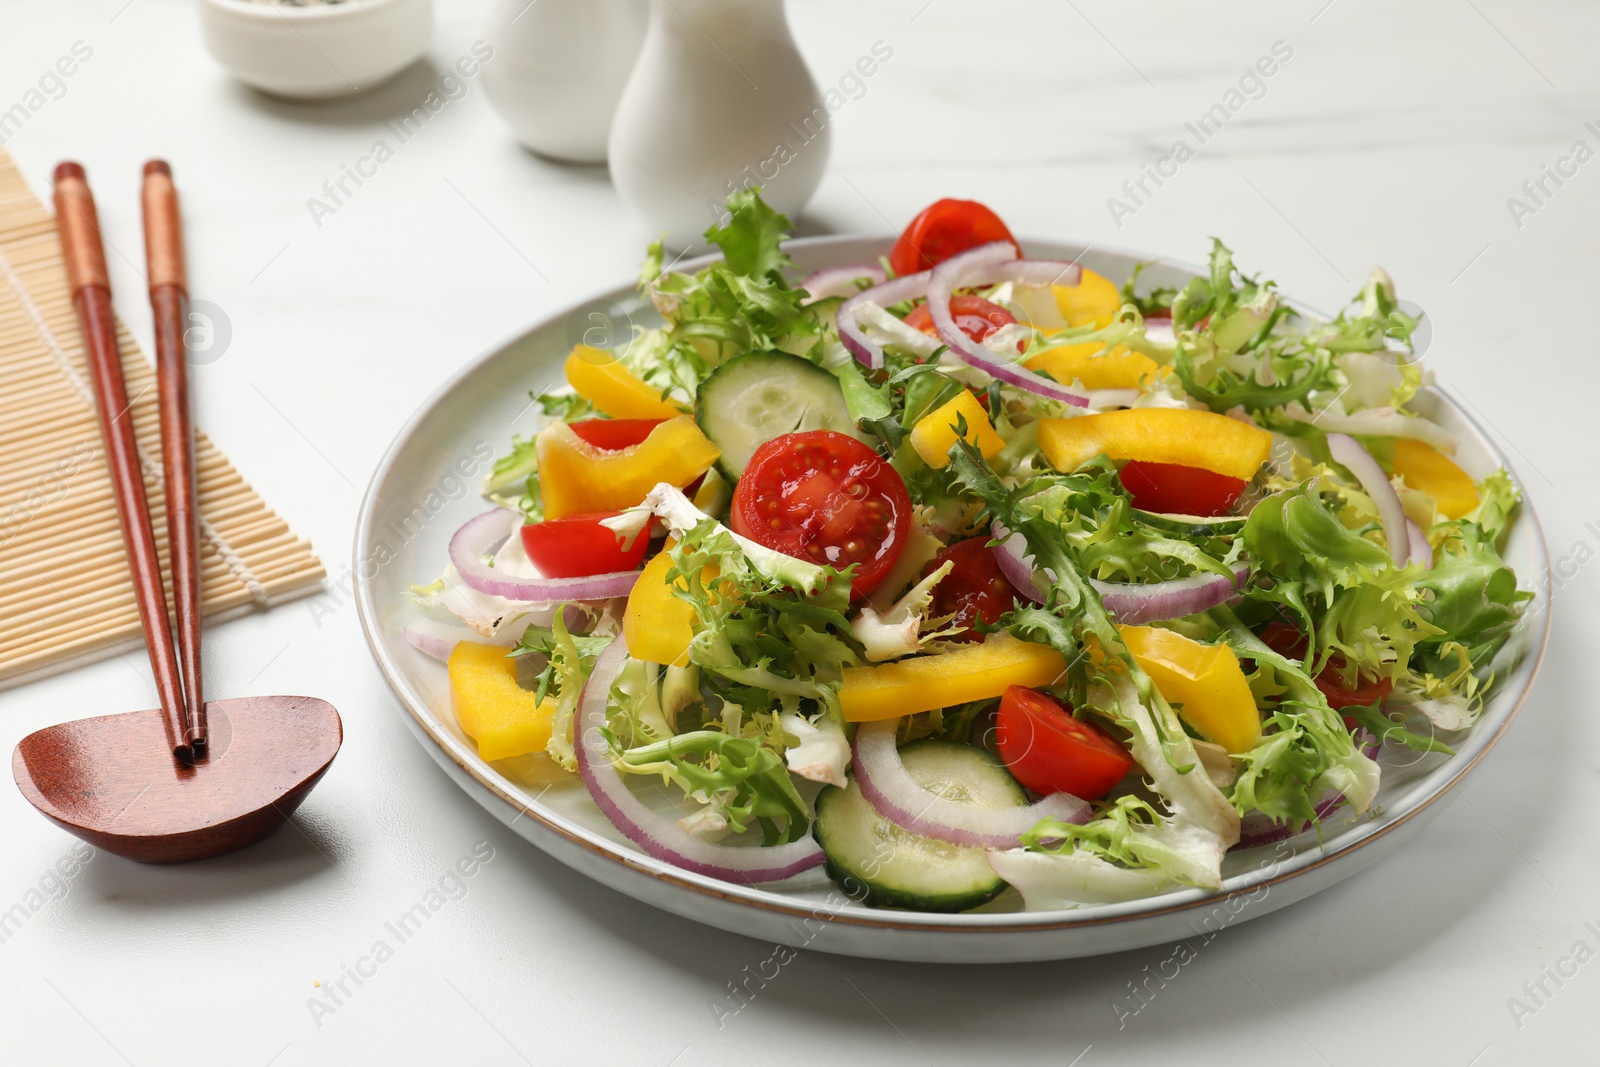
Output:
355,236,1550,963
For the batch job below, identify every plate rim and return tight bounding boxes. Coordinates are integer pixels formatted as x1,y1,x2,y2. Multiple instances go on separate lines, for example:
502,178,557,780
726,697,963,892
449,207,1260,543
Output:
354,233,1553,936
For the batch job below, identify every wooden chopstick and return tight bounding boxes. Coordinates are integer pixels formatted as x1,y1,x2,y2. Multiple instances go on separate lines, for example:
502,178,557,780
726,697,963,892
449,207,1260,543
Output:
52,161,194,759
141,160,205,753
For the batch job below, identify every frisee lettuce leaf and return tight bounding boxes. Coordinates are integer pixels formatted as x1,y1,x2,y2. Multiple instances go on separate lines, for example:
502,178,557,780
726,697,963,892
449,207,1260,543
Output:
1242,480,1436,685
667,517,857,724
607,726,811,845
946,443,1239,893
631,188,818,400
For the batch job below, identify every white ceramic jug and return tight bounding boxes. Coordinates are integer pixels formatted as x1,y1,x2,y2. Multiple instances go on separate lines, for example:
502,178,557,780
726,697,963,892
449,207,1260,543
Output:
482,0,648,164
607,0,830,248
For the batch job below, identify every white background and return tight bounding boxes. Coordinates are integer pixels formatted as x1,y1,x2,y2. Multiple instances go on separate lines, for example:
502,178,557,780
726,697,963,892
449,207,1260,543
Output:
2,1,1597,1064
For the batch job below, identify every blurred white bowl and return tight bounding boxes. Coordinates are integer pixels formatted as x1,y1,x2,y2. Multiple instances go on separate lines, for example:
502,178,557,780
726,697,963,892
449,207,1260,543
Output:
199,0,433,100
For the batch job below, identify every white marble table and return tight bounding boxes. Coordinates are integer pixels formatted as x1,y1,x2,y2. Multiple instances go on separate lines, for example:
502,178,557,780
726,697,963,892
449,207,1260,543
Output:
2,0,1596,1063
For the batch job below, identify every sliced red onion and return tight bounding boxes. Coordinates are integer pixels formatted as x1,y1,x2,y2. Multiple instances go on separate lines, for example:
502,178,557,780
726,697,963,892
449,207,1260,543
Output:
1406,519,1433,569
989,258,1084,289
800,264,886,306
992,524,1248,625
450,510,642,602
1326,433,1410,566
1093,567,1250,626
991,525,1049,604
837,270,932,369
402,619,489,661
925,242,1089,407
1232,734,1381,850
574,637,824,884
852,721,1089,849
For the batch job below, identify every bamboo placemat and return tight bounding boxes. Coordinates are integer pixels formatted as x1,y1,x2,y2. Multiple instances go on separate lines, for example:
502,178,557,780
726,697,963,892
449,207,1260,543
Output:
0,147,324,689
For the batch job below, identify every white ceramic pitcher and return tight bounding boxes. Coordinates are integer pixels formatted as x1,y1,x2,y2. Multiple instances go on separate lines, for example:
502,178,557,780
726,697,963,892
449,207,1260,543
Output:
482,0,648,164
607,0,830,248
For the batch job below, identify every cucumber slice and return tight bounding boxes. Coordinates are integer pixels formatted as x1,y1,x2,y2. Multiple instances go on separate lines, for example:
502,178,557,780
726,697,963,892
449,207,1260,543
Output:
813,740,1023,913
1132,508,1247,537
696,350,863,477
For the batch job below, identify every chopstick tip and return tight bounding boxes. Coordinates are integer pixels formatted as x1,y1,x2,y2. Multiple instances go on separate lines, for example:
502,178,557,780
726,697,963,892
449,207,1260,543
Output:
53,160,86,185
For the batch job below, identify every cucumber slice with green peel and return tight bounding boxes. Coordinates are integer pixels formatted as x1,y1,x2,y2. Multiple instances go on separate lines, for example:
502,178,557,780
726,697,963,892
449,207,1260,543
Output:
1132,509,1248,537
813,740,1023,913
695,350,864,477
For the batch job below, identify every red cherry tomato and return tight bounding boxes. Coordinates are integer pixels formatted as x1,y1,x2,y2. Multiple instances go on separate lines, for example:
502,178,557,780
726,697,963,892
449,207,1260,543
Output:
521,511,650,578
994,686,1133,800
568,418,664,450
889,199,1022,276
923,537,1019,642
1258,622,1393,722
1119,460,1246,517
903,295,1019,345
729,430,911,599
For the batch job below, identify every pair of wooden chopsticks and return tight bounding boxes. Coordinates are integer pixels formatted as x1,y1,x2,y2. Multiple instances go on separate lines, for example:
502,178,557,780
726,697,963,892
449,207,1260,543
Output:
53,161,205,759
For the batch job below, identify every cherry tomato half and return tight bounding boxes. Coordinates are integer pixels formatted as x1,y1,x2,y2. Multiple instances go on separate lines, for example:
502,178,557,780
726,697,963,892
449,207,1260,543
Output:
521,511,650,578
889,199,1022,277
568,418,664,451
1119,459,1246,517
903,295,1019,346
995,686,1134,800
1258,622,1393,721
729,430,911,599
924,537,1019,642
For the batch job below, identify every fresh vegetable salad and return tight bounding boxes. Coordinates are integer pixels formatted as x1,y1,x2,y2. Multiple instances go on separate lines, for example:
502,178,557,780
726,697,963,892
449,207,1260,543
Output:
407,191,1530,912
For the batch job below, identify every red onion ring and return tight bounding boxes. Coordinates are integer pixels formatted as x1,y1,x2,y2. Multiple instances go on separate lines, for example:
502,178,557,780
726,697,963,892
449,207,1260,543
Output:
800,264,887,306
1143,314,1176,346
992,525,1249,625
987,258,1085,289
449,510,642,602
990,525,1049,603
925,243,1089,407
851,721,1088,849
1406,518,1433,569
837,270,932,369
574,637,825,884
1326,433,1413,567
402,619,485,661
1094,567,1251,626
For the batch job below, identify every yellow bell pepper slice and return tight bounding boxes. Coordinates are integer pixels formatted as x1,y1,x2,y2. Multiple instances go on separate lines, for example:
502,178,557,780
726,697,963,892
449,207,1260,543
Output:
1119,625,1260,754
1026,343,1165,390
1052,268,1121,329
564,345,685,420
1391,439,1477,520
537,415,719,519
1038,408,1271,482
839,634,1066,722
624,549,697,668
909,390,1006,469
448,641,558,762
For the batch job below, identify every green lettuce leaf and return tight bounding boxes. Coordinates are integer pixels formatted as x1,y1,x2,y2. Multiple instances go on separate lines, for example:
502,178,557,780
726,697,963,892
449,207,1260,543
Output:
631,189,817,399
704,188,793,278
609,728,811,845
945,445,1240,895
1415,520,1530,667
510,610,609,772
1243,481,1435,685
